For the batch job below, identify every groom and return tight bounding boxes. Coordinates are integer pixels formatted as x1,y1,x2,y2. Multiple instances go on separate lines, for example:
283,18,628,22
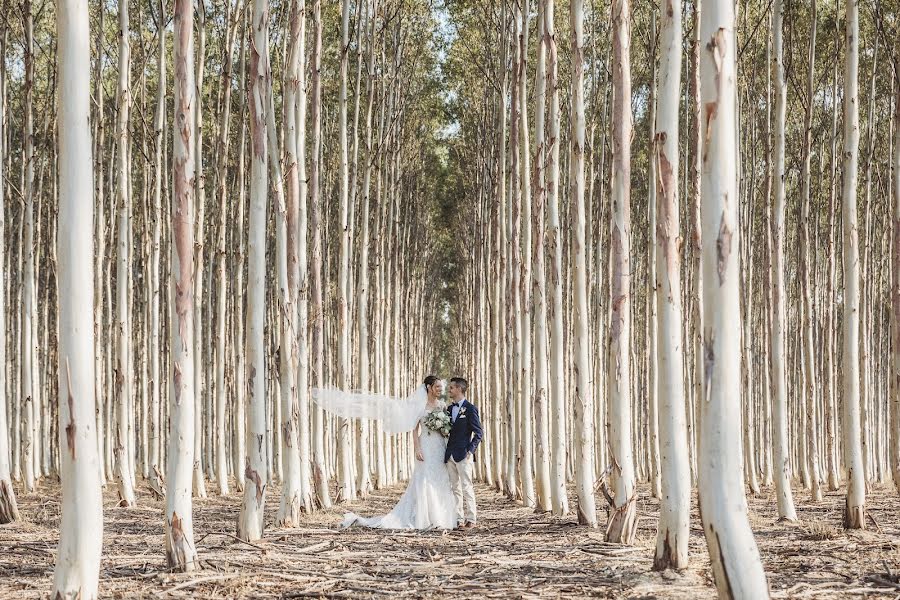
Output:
445,377,483,530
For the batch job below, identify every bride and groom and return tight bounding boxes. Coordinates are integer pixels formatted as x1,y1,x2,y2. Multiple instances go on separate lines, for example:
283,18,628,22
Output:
313,376,484,531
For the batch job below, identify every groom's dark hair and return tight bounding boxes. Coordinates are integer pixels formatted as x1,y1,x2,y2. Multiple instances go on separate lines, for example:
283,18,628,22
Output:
450,377,468,393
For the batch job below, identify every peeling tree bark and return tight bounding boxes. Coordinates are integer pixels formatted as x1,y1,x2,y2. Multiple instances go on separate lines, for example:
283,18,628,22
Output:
237,0,271,541
605,0,637,545
165,0,199,572
652,0,690,571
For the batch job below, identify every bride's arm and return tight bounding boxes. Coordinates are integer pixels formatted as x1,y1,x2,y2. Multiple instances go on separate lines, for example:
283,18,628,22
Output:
414,422,425,461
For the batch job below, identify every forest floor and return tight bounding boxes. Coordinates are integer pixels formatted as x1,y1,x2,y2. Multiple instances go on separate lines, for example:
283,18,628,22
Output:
2,478,900,598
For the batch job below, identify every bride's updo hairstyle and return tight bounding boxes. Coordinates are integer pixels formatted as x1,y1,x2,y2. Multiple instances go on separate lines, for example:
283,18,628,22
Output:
423,375,439,391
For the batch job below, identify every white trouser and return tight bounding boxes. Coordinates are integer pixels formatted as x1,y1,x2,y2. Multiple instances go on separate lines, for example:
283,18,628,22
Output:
447,454,476,524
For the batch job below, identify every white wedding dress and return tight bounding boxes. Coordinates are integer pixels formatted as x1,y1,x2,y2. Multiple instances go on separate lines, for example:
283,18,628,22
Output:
341,408,457,530
311,385,458,531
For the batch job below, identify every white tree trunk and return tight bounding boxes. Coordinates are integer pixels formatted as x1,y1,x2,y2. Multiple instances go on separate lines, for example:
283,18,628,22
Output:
192,5,208,499
569,0,595,527
891,52,900,495
517,0,535,509
652,0,689,570
698,2,770,596
294,0,313,512
605,0,637,545
309,0,331,509
800,0,821,503
0,187,16,521
212,4,238,497
114,0,136,507
165,0,199,571
841,0,866,529
355,0,378,500
237,0,270,541
53,2,104,592
531,0,552,514
149,0,165,482
770,0,798,522
276,0,303,525
335,0,355,505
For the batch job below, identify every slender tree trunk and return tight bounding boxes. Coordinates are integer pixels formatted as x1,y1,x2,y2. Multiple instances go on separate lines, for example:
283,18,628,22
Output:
53,2,104,592
841,0,866,529
232,2,249,493
192,2,208,499
698,2,770,595
309,0,331,508
652,0,689,570
605,0,637,545
294,0,313,512
335,0,355,505
532,0,552,514
355,0,379,500
149,0,166,485
568,0,595,526
646,20,660,500
891,50,900,495
770,0,798,521
800,0,822,503
276,0,303,525
0,10,18,522
165,0,200,571
517,0,535,509
237,0,270,541
114,0,136,507
689,0,703,484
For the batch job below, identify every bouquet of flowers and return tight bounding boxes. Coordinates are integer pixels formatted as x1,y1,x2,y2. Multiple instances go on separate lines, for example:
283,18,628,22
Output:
424,405,452,437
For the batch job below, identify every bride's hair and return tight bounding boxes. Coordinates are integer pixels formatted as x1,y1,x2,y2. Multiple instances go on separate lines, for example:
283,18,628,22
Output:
423,375,440,390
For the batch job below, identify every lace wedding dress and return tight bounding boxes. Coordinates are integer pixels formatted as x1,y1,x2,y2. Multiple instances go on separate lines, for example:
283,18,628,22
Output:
341,408,457,530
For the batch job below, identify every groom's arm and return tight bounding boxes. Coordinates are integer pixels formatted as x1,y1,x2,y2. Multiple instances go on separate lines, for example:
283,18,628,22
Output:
467,405,483,455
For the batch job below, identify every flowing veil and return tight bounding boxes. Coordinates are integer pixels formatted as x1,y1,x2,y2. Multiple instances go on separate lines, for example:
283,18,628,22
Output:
311,385,428,434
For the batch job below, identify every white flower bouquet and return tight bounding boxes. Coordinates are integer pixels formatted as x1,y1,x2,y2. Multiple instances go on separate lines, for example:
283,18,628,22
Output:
424,405,452,437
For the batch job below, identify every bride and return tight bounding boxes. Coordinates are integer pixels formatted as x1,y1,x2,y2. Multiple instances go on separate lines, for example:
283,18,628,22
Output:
312,375,457,530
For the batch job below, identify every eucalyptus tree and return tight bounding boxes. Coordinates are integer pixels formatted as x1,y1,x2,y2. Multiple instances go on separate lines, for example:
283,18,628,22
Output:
606,0,637,544
52,0,104,592
698,0,770,595
113,0,136,507
237,0,271,541
652,0,689,570
769,0,797,522
841,0,866,529
165,0,199,570
569,0,596,527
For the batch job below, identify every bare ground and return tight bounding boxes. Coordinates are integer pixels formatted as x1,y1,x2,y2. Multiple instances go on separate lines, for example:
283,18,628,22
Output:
2,479,899,598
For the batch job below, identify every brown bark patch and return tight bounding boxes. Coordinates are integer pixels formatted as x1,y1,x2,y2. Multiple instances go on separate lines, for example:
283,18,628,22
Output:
245,460,266,507
716,210,733,286
609,224,627,341
64,359,76,459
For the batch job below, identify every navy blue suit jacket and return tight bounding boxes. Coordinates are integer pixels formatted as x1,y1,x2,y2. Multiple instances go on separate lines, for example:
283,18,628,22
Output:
444,399,483,463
